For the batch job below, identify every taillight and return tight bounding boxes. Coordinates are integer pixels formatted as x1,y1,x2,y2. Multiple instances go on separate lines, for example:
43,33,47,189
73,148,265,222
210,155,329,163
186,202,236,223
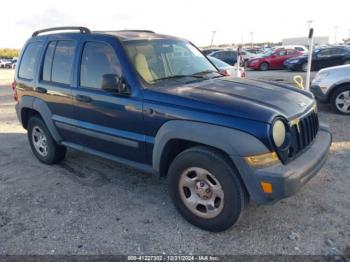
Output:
12,80,18,101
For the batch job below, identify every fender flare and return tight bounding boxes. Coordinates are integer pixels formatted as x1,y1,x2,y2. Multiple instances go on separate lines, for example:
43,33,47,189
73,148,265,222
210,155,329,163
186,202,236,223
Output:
18,96,62,142
152,120,269,173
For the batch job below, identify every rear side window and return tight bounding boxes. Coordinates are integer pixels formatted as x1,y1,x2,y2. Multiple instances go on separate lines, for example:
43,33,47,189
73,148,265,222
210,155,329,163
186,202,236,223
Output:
51,41,75,85
80,42,121,89
42,42,56,81
18,42,43,79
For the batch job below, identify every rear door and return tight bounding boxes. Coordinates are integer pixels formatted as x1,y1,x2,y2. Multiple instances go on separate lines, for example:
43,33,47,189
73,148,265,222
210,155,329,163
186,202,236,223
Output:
71,37,145,163
330,48,348,66
314,48,333,69
37,39,77,141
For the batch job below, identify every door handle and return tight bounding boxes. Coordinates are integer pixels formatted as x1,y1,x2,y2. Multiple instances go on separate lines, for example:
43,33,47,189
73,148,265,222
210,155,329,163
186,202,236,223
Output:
75,94,92,103
35,87,47,94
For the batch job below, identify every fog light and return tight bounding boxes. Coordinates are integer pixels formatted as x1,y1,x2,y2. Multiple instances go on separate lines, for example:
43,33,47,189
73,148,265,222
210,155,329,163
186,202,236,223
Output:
261,182,273,193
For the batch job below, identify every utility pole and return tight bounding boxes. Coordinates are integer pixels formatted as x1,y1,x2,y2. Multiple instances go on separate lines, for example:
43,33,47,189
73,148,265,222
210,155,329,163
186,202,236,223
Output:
250,32,253,48
210,30,217,47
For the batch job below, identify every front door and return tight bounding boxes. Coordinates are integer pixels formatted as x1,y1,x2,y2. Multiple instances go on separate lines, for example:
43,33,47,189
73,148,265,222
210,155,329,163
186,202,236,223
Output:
71,39,145,163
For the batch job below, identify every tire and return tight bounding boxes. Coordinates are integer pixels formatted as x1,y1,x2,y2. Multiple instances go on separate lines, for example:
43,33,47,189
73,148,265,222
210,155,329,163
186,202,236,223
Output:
259,62,269,71
167,146,246,232
301,62,308,72
27,116,67,164
330,85,350,115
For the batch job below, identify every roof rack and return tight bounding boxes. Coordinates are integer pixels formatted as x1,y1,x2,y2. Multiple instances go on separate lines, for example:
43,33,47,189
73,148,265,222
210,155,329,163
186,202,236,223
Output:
32,27,91,37
94,30,155,34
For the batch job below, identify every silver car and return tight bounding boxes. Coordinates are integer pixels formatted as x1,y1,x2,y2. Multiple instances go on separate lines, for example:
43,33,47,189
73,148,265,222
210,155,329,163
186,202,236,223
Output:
311,64,350,114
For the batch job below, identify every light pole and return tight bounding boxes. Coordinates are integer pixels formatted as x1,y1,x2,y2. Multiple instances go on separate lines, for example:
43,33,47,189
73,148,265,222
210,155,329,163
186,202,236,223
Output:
210,30,217,47
306,20,313,30
250,32,253,48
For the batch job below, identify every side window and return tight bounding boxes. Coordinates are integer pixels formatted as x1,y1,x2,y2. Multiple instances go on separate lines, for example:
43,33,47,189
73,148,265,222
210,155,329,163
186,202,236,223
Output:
42,41,56,81
80,42,121,89
276,50,287,56
51,41,75,85
331,48,346,55
18,42,43,79
318,49,332,57
287,49,295,55
214,52,224,59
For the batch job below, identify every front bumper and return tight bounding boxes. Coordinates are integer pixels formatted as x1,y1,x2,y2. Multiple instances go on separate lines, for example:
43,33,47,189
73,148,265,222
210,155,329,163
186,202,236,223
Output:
232,124,332,204
310,84,329,103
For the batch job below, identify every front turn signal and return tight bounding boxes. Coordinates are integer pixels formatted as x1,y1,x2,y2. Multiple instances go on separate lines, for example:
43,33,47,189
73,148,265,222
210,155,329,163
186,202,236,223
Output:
244,152,280,168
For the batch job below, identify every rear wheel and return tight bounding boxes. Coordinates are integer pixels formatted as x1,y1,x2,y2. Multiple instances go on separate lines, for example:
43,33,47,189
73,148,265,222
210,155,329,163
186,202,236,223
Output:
167,146,246,232
330,86,350,115
259,62,269,71
28,116,66,164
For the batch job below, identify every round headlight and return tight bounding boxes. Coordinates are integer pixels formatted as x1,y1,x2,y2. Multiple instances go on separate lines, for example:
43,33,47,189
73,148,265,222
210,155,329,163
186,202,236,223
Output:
272,120,286,147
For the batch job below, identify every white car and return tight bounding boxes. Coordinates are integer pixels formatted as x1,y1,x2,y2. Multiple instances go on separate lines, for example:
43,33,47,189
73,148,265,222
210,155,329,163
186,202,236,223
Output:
208,56,245,78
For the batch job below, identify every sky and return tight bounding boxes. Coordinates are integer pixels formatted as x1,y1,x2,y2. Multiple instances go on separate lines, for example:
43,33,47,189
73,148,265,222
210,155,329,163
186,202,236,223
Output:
1,0,349,48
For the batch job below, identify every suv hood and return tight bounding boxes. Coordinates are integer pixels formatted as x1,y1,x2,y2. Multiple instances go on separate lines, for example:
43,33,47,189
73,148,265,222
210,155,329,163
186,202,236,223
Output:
145,77,315,123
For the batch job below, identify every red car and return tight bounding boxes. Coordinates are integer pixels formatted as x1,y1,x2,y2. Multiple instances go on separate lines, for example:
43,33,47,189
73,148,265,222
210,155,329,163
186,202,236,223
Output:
247,48,303,70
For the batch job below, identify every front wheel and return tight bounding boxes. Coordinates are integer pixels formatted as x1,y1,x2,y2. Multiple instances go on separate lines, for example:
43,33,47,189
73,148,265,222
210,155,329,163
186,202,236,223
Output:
330,86,350,115
259,62,269,71
167,146,246,232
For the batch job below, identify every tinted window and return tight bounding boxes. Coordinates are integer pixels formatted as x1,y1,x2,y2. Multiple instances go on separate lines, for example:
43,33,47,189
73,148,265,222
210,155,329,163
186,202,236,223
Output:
295,47,304,51
80,42,121,89
318,49,332,56
51,41,75,85
331,48,347,55
42,42,56,81
18,42,43,79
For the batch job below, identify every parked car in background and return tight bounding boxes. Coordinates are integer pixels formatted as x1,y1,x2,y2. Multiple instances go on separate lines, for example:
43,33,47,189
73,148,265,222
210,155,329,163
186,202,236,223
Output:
274,45,308,53
247,48,302,70
311,64,350,114
0,59,12,68
208,56,245,78
240,50,260,64
201,48,221,56
244,48,263,54
284,46,350,72
209,50,237,65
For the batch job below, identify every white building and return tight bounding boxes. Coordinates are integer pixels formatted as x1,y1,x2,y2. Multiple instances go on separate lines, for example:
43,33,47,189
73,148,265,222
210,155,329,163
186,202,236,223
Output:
282,36,329,46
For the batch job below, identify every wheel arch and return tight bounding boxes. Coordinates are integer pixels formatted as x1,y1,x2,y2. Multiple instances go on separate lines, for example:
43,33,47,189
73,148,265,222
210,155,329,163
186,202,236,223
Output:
328,82,350,103
18,96,62,142
152,120,270,177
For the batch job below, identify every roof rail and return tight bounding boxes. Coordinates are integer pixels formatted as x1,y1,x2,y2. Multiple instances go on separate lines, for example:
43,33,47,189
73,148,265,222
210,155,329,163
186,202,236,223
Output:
94,30,155,34
32,27,91,37
120,30,155,33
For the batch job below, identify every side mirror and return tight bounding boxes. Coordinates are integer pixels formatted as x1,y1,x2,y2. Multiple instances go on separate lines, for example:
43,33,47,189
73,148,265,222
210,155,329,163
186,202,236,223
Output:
101,74,129,94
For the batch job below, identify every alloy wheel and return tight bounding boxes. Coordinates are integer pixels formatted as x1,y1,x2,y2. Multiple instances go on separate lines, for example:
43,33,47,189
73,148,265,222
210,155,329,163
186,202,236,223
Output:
335,90,350,113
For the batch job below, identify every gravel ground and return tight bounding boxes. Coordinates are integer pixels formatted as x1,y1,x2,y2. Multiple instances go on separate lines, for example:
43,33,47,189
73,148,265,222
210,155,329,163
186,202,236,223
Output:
0,69,349,256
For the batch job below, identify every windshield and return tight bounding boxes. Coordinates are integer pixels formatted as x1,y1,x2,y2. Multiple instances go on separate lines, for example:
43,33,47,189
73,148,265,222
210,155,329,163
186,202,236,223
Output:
262,49,274,57
208,56,230,68
123,39,219,85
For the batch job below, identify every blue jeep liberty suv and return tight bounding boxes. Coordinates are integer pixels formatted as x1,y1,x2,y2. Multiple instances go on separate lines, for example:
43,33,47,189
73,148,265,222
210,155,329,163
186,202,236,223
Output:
13,27,332,231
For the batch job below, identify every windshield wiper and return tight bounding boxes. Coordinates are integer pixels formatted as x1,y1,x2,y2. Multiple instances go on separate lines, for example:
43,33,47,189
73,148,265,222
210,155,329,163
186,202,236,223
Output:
191,70,221,76
152,74,204,83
